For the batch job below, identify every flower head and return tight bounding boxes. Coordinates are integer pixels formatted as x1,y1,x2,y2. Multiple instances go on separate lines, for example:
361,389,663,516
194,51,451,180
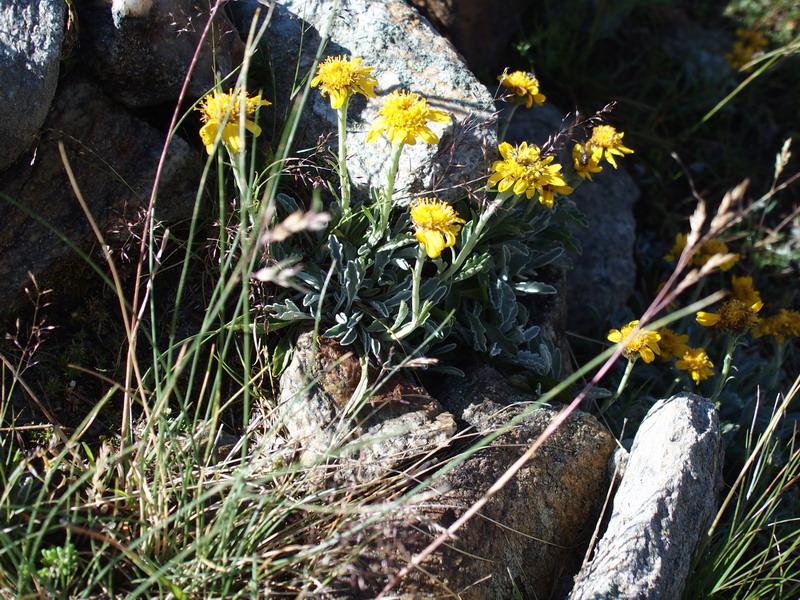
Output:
657,327,690,360
366,90,451,146
572,143,603,180
497,71,546,108
539,183,574,208
675,348,715,384
697,299,762,333
487,142,568,203
310,55,378,109
586,125,634,169
410,197,465,259
197,89,271,154
726,28,769,69
731,275,761,306
664,233,689,262
608,320,661,363
695,238,739,271
753,309,800,345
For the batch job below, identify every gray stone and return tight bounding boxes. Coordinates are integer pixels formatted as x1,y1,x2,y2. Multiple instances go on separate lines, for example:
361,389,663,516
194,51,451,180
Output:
233,0,496,202
75,0,243,107
277,331,456,483
0,75,200,318
568,393,723,600
0,0,66,170
506,103,640,335
337,366,615,599
407,0,528,76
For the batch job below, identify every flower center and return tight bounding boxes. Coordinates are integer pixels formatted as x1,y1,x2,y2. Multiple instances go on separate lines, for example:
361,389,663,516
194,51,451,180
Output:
591,125,620,148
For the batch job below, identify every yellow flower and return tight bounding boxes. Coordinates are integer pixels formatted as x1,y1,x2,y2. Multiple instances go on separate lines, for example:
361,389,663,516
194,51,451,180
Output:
608,320,661,363
731,275,761,306
539,183,573,208
497,70,546,108
675,348,715,384
697,299,762,333
487,142,568,203
409,197,465,259
197,89,271,154
586,125,634,169
657,327,690,360
310,55,378,110
572,143,603,181
753,309,800,345
663,232,689,262
726,28,769,69
695,238,739,271
366,90,451,146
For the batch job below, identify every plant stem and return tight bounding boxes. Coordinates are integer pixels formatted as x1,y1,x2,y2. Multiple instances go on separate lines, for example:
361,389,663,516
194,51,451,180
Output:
377,142,404,237
599,358,636,415
711,334,739,405
411,244,425,320
336,97,351,219
442,191,512,279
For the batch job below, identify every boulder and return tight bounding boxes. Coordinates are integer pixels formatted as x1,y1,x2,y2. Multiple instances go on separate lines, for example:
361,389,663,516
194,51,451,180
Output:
568,392,723,600
0,75,200,318
75,0,243,107
0,0,66,170
231,0,496,203
279,346,616,599
406,0,526,76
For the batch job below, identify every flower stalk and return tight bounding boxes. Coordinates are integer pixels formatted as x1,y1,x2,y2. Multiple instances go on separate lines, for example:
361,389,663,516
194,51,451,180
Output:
336,97,352,218
377,141,404,237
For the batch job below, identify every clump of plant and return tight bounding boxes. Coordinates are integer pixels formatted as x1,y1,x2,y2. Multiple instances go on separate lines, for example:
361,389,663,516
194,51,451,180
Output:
259,61,638,384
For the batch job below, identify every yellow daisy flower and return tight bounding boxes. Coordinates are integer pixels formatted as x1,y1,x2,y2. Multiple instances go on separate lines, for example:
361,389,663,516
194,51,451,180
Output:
753,309,800,345
487,141,568,203
608,320,661,363
310,55,378,109
572,143,603,181
695,238,739,271
539,183,573,208
731,275,761,306
586,125,634,169
409,197,465,259
675,348,715,384
696,299,762,333
197,89,271,155
366,90,451,146
663,232,689,262
726,28,769,69
497,70,546,108
657,327,691,360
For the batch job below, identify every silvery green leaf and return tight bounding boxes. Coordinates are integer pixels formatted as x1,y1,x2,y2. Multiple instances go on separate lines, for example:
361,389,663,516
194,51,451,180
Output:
489,279,518,330
276,193,301,212
377,235,415,253
265,299,313,321
301,293,319,308
538,342,552,370
369,301,390,319
551,346,562,379
429,342,457,355
393,257,411,271
391,300,410,330
527,247,565,269
343,259,366,308
295,270,322,290
584,386,613,400
464,303,486,352
328,234,343,264
450,252,492,283
324,311,363,340
513,281,557,295
523,325,540,342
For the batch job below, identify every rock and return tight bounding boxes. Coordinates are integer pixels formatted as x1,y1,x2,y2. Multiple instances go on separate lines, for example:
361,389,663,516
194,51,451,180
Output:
406,0,526,76
0,0,66,170
231,0,496,202
505,103,640,334
277,331,456,483
75,0,243,107
568,392,723,600
0,75,200,318
340,366,616,599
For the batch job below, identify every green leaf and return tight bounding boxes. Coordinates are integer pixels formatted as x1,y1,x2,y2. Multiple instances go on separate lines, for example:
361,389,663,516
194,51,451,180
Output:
514,281,557,295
